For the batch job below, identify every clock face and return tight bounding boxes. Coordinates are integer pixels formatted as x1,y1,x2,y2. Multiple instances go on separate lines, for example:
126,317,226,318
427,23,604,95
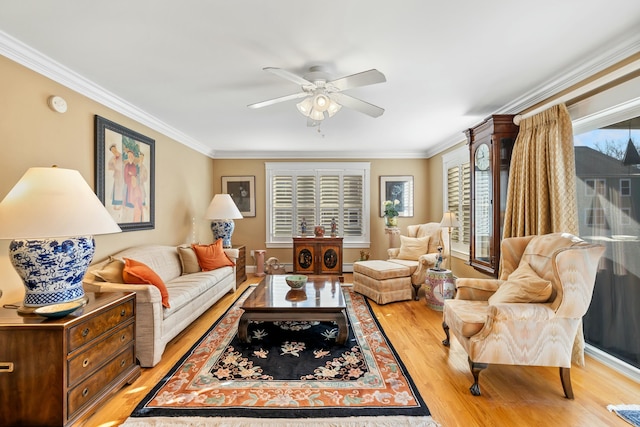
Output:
475,143,490,171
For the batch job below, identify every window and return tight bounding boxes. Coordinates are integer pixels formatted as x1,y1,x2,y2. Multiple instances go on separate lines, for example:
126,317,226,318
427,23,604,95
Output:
620,179,631,196
585,178,606,196
266,162,370,248
585,207,606,227
620,207,631,225
442,146,471,256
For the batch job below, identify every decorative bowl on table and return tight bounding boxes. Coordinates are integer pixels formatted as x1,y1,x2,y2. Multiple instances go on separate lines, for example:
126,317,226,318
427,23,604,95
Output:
285,275,308,289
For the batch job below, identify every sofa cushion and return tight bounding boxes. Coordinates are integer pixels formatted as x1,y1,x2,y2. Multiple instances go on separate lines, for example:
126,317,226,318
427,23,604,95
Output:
163,267,234,317
123,258,170,308
192,240,235,271
93,256,125,282
488,262,552,305
177,246,201,275
397,235,430,260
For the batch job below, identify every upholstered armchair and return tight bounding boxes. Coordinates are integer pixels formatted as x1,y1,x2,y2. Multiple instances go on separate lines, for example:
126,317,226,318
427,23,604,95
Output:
387,222,445,286
442,233,605,398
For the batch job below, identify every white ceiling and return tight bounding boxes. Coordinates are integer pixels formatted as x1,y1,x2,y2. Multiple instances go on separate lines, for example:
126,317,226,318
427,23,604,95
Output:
1,1,639,159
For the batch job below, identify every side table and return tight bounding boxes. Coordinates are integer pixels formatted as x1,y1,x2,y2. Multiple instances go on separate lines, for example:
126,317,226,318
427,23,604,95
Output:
424,268,456,311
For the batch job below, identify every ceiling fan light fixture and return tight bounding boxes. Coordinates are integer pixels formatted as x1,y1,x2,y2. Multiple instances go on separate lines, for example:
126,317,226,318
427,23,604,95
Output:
327,99,342,117
309,108,325,121
296,97,313,116
313,93,330,112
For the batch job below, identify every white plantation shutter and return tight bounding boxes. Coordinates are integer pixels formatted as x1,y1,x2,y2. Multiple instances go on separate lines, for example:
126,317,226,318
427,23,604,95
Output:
442,147,471,255
266,162,370,246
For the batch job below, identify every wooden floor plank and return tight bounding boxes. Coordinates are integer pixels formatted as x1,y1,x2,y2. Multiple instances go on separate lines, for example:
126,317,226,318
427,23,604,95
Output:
81,274,637,427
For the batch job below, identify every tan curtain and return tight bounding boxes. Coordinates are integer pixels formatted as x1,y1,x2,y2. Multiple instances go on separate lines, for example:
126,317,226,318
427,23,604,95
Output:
503,103,586,365
503,103,578,237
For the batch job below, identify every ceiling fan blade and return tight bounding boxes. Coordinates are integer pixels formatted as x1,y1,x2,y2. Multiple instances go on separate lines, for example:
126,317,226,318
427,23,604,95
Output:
247,92,309,109
331,93,385,118
263,67,314,87
329,69,386,91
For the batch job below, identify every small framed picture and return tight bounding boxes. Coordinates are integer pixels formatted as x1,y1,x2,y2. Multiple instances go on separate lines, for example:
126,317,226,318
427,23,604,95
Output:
222,176,256,217
380,175,414,217
95,115,155,231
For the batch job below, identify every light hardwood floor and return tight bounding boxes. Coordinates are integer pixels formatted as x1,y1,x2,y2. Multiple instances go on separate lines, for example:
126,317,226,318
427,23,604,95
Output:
83,275,638,427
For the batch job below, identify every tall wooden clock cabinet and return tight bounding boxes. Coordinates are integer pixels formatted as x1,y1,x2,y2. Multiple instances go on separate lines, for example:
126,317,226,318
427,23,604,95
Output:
466,115,519,277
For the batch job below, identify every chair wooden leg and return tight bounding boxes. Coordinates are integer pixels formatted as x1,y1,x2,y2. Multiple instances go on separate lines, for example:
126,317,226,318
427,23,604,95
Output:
560,367,574,399
442,321,450,346
468,358,488,396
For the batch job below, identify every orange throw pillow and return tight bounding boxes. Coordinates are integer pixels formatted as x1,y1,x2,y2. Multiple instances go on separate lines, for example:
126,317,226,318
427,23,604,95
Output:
122,258,170,308
192,239,235,271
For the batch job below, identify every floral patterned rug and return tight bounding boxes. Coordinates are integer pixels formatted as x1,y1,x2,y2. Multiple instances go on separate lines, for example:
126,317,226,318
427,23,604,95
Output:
125,286,435,426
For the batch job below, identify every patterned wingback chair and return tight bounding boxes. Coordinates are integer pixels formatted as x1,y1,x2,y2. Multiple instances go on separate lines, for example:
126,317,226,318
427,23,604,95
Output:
387,222,445,286
442,233,605,398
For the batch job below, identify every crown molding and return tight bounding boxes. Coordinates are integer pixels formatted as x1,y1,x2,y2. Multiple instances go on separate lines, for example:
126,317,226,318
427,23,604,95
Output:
497,33,640,116
211,149,431,159
0,30,215,158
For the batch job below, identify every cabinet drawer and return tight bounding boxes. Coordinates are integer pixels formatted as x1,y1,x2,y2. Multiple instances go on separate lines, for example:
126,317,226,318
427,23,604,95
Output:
67,345,135,418
67,299,134,352
68,321,135,386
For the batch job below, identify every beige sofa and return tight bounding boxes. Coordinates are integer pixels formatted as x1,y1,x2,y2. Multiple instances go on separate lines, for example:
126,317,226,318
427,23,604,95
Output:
83,245,238,367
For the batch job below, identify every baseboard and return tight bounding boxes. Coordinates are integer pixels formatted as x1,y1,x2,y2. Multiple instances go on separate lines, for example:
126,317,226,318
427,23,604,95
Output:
585,344,640,383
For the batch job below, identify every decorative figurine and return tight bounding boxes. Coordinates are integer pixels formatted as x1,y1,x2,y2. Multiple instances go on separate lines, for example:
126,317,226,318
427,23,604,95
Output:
314,225,325,237
330,217,337,236
300,217,307,235
434,246,444,271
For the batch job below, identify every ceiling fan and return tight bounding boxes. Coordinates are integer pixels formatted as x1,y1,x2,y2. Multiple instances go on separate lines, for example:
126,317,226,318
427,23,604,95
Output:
248,66,386,126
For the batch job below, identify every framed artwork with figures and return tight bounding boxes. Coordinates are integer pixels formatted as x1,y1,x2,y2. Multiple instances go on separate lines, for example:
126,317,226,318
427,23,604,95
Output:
222,176,256,217
380,175,414,217
95,115,155,231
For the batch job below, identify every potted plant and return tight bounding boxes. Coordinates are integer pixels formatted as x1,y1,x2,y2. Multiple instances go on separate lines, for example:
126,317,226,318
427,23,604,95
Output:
383,199,400,227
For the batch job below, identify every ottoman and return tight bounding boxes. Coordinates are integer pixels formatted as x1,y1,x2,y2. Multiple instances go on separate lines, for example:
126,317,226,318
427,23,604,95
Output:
353,260,413,304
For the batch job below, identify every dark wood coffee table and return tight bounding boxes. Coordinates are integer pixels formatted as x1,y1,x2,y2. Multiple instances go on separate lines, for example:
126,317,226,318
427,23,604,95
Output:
238,275,348,344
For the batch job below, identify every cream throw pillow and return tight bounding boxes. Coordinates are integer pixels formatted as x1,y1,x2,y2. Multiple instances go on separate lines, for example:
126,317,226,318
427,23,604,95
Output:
178,246,201,275
93,257,125,282
397,235,430,260
488,262,552,304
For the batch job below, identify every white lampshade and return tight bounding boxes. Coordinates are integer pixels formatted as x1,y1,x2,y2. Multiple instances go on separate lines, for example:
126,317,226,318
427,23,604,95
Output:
440,211,460,228
0,167,121,238
205,194,243,220
296,97,313,116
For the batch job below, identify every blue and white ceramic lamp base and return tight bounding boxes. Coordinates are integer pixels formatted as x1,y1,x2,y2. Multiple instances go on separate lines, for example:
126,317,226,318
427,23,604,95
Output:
210,219,235,248
9,236,95,307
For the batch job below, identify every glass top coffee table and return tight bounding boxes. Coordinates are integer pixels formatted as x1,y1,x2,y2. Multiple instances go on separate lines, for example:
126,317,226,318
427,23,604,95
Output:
238,275,348,344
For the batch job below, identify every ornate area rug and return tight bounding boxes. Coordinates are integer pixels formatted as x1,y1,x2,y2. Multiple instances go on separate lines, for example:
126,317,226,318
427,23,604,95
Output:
122,286,438,427
608,404,640,427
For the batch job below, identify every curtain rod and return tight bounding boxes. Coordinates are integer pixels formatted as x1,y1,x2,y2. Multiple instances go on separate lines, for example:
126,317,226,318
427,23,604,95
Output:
513,58,640,125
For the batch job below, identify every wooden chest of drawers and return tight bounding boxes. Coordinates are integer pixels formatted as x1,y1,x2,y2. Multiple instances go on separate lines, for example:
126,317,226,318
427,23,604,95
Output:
0,292,140,426
233,244,247,286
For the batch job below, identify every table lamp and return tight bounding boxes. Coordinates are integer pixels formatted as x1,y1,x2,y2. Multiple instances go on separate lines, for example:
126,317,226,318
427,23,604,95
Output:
0,167,121,311
440,211,460,270
205,194,243,247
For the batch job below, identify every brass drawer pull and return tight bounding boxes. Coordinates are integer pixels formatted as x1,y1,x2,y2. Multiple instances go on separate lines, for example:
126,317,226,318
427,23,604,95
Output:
0,362,14,373
121,334,126,342
82,358,90,368
120,359,126,367
82,388,89,397
82,328,90,337
120,309,126,316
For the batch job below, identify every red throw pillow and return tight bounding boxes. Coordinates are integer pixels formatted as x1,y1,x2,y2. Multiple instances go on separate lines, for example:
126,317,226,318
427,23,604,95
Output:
122,258,170,308
192,239,235,271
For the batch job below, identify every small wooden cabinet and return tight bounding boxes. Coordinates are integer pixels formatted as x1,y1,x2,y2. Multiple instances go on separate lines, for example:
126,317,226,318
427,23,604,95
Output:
293,236,343,275
0,292,140,427
466,115,519,277
233,244,247,286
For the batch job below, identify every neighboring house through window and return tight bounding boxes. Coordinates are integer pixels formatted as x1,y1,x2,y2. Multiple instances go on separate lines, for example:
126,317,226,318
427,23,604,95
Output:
265,162,370,248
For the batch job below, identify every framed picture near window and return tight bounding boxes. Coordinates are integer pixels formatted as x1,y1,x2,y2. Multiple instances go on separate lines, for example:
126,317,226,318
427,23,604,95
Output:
95,115,155,231
380,175,414,217
222,176,256,217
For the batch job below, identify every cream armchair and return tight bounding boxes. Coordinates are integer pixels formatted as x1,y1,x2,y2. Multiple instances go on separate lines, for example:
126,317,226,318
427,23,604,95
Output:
387,222,445,286
442,233,605,398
